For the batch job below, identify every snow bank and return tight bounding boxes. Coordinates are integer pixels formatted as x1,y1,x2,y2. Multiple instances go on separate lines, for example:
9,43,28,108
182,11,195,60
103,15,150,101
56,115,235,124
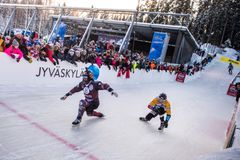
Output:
222,48,240,60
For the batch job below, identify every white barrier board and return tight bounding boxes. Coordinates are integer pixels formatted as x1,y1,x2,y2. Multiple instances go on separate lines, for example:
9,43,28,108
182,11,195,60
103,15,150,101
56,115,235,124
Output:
0,53,85,86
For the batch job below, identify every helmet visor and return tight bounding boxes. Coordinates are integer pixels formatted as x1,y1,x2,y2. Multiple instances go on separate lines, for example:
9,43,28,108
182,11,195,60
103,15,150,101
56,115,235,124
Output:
82,74,88,80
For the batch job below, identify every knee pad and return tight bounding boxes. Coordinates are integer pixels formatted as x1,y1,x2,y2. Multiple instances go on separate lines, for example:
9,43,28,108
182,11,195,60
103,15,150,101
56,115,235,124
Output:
79,100,87,112
79,100,86,106
79,100,87,108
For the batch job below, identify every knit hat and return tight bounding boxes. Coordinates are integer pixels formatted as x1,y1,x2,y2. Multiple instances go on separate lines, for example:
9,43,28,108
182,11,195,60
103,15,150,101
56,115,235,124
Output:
4,36,11,44
69,49,75,56
12,39,19,47
55,42,61,47
34,40,41,46
26,41,33,47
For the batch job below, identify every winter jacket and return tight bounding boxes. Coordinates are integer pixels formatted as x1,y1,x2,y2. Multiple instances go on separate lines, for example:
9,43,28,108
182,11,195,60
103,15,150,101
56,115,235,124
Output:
0,38,4,52
95,56,102,68
4,45,23,60
41,46,55,64
68,80,112,102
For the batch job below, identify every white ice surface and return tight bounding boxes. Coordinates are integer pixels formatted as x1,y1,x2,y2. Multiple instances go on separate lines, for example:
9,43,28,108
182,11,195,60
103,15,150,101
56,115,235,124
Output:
195,148,240,160
0,55,237,160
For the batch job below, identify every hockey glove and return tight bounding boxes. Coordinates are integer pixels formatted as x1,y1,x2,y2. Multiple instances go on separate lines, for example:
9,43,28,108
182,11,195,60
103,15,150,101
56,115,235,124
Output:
60,92,71,100
28,58,33,63
111,91,118,97
60,95,67,100
152,107,158,113
16,58,20,62
10,54,15,59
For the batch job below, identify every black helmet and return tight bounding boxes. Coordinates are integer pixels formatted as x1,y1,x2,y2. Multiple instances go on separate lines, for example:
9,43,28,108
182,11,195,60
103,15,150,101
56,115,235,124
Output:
159,93,167,100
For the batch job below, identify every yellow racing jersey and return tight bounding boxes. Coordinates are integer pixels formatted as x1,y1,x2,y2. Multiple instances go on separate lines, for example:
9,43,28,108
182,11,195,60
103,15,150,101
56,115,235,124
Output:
149,97,171,115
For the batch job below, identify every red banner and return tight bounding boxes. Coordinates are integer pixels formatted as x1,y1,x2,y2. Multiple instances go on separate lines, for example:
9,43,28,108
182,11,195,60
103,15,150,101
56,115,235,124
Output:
227,84,237,97
176,72,186,83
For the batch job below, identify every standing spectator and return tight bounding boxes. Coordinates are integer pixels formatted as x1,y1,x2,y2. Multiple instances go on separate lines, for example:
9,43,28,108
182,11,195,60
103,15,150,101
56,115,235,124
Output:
0,33,4,52
104,52,112,70
30,41,40,59
65,49,77,66
168,65,174,74
95,56,102,68
179,64,185,73
3,36,11,49
236,55,240,61
41,43,57,65
228,63,233,75
132,60,137,73
235,82,240,103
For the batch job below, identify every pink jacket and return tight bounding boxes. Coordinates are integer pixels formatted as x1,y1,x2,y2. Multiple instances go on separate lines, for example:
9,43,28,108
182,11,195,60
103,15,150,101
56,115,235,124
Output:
4,45,23,60
96,56,102,68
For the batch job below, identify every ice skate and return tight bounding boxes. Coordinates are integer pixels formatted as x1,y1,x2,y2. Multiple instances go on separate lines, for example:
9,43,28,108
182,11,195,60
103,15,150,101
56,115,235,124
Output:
139,117,147,121
158,122,165,131
72,119,81,126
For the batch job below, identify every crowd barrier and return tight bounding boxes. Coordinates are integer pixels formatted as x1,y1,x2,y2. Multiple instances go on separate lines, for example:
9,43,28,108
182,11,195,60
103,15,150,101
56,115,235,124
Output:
227,72,240,97
0,52,181,87
223,89,240,149
224,102,240,148
0,53,86,86
220,55,240,66
224,72,240,148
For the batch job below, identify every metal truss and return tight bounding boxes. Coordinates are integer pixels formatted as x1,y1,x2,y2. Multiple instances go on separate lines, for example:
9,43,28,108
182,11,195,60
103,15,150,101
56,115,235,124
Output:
0,3,190,26
0,3,195,51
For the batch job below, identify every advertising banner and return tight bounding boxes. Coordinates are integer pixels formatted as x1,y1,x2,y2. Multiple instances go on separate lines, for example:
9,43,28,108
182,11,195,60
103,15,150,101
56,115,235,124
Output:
220,56,240,67
0,53,84,86
50,22,67,43
148,32,170,61
227,84,237,97
176,72,186,83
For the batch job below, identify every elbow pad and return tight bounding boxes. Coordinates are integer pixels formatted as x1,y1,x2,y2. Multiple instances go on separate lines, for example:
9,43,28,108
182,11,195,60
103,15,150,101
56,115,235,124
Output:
148,105,153,110
65,92,72,96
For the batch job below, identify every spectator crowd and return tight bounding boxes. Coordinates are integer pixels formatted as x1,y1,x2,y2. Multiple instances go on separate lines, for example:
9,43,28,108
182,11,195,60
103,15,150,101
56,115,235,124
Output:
0,30,216,79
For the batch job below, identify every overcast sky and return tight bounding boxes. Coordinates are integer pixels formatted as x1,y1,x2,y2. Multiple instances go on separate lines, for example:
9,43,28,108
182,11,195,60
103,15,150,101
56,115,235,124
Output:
55,0,139,9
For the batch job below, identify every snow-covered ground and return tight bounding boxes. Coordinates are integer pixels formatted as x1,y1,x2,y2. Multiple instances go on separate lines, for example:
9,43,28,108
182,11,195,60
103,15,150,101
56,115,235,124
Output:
0,54,238,160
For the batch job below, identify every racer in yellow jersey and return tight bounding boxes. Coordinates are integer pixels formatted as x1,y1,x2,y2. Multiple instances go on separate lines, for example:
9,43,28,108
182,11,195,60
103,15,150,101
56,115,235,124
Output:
140,93,171,130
